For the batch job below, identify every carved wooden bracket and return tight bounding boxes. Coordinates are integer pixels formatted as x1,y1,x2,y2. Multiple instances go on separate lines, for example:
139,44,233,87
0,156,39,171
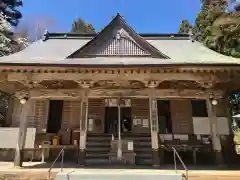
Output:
144,80,162,88
75,80,94,88
15,90,29,99
18,80,43,89
0,73,7,83
197,81,216,89
208,90,224,99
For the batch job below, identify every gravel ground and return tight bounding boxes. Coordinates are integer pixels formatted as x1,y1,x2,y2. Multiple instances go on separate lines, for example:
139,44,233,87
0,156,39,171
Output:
0,162,239,180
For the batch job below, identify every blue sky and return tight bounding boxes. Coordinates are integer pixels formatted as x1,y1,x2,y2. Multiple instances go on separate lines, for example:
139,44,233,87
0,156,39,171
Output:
20,0,201,33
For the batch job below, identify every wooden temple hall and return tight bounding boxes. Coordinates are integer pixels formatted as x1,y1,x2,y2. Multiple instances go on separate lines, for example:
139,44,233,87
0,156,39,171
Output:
0,14,240,167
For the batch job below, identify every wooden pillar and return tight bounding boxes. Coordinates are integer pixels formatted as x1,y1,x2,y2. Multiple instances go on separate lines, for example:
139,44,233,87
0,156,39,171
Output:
78,92,89,165
5,97,14,126
14,99,31,167
206,98,224,166
149,86,160,167
44,99,49,132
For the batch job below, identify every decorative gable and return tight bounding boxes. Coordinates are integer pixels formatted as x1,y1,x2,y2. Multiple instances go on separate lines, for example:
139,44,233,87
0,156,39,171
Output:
67,14,169,58
95,28,150,56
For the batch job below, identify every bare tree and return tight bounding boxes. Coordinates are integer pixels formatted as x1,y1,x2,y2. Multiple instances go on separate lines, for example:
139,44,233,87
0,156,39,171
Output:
14,15,56,42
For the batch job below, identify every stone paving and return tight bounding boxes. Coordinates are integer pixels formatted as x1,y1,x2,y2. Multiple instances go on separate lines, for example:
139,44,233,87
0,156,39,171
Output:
0,162,239,180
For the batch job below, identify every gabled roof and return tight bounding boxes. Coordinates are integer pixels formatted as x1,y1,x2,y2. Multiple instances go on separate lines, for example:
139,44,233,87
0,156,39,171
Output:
67,14,169,58
0,14,239,67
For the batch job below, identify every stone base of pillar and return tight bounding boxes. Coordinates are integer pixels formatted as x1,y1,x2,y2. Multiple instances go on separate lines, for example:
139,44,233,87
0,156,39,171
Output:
152,149,160,168
78,149,85,166
215,150,224,167
14,149,24,167
159,147,164,165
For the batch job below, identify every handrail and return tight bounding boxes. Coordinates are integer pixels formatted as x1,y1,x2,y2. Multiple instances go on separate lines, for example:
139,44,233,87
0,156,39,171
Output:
172,147,188,180
48,148,65,179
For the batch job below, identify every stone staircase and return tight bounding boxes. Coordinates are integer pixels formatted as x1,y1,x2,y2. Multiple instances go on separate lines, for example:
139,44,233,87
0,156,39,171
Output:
85,133,152,166
55,171,183,180
122,133,152,166
85,133,112,165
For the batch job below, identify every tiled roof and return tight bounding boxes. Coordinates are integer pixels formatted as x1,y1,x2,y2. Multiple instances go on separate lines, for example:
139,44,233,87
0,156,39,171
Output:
0,36,239,66
0,14,239,67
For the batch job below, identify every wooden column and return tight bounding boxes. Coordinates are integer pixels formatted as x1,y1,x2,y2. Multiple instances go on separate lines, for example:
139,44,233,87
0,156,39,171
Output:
78,90,89,165
206,98,224,166
14,99,31,167
148,82,160,167
44,99,49,132
5,97,14,126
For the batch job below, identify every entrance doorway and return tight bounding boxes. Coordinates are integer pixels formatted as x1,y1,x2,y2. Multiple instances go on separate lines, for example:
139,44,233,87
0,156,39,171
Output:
104,107,118,134
121,107,132,133
157,100,172,133
104,107,132,135
47,100,63,133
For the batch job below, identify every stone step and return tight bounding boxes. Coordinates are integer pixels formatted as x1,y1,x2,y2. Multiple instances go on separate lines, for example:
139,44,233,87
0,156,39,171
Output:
123,137,151,140
85,158,109,165
135,153,153,165
86,141,111,146
86,148,109,154
55,172,183,180
136,154,152,158
86,142,111,146
135,148,152,152
134,146,152,152
86,145,110,151
87,137,112,141
121,133,151,137
86,147,110,152
86,144,110,149
86,153,109,158
135,158,153,165
88,133,112,137
134,143,152,148
135,153,152,158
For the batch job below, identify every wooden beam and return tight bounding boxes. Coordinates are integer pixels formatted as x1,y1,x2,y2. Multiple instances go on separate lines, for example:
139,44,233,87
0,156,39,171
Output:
25,88,224,99
88,89,211,98
7,72,222,82
29,89,84,99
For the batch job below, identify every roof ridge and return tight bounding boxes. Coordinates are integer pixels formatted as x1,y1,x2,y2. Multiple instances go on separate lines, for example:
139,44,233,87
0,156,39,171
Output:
47,32,190,38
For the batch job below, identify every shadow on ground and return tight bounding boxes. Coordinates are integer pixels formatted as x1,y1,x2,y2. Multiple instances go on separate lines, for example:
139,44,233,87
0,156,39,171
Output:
22,162,240,171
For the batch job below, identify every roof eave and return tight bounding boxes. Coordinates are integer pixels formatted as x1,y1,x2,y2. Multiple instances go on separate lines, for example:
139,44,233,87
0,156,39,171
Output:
0,62,240,68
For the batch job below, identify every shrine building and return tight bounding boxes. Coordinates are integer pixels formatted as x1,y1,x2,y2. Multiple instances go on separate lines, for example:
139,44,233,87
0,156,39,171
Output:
0,14,240,167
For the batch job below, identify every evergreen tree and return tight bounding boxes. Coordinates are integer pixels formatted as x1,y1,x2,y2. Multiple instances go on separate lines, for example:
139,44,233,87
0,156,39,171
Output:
179,20,193,34
71,18,96,33
179,0,240,58
0,0,27,56
179,0,240,153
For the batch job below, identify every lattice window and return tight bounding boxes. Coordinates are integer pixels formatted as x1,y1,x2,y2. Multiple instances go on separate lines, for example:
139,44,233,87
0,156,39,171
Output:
94,29,150,56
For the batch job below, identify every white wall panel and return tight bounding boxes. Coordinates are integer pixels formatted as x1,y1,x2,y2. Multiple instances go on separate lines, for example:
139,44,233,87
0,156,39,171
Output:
193,117,230,135
0,128,36,148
